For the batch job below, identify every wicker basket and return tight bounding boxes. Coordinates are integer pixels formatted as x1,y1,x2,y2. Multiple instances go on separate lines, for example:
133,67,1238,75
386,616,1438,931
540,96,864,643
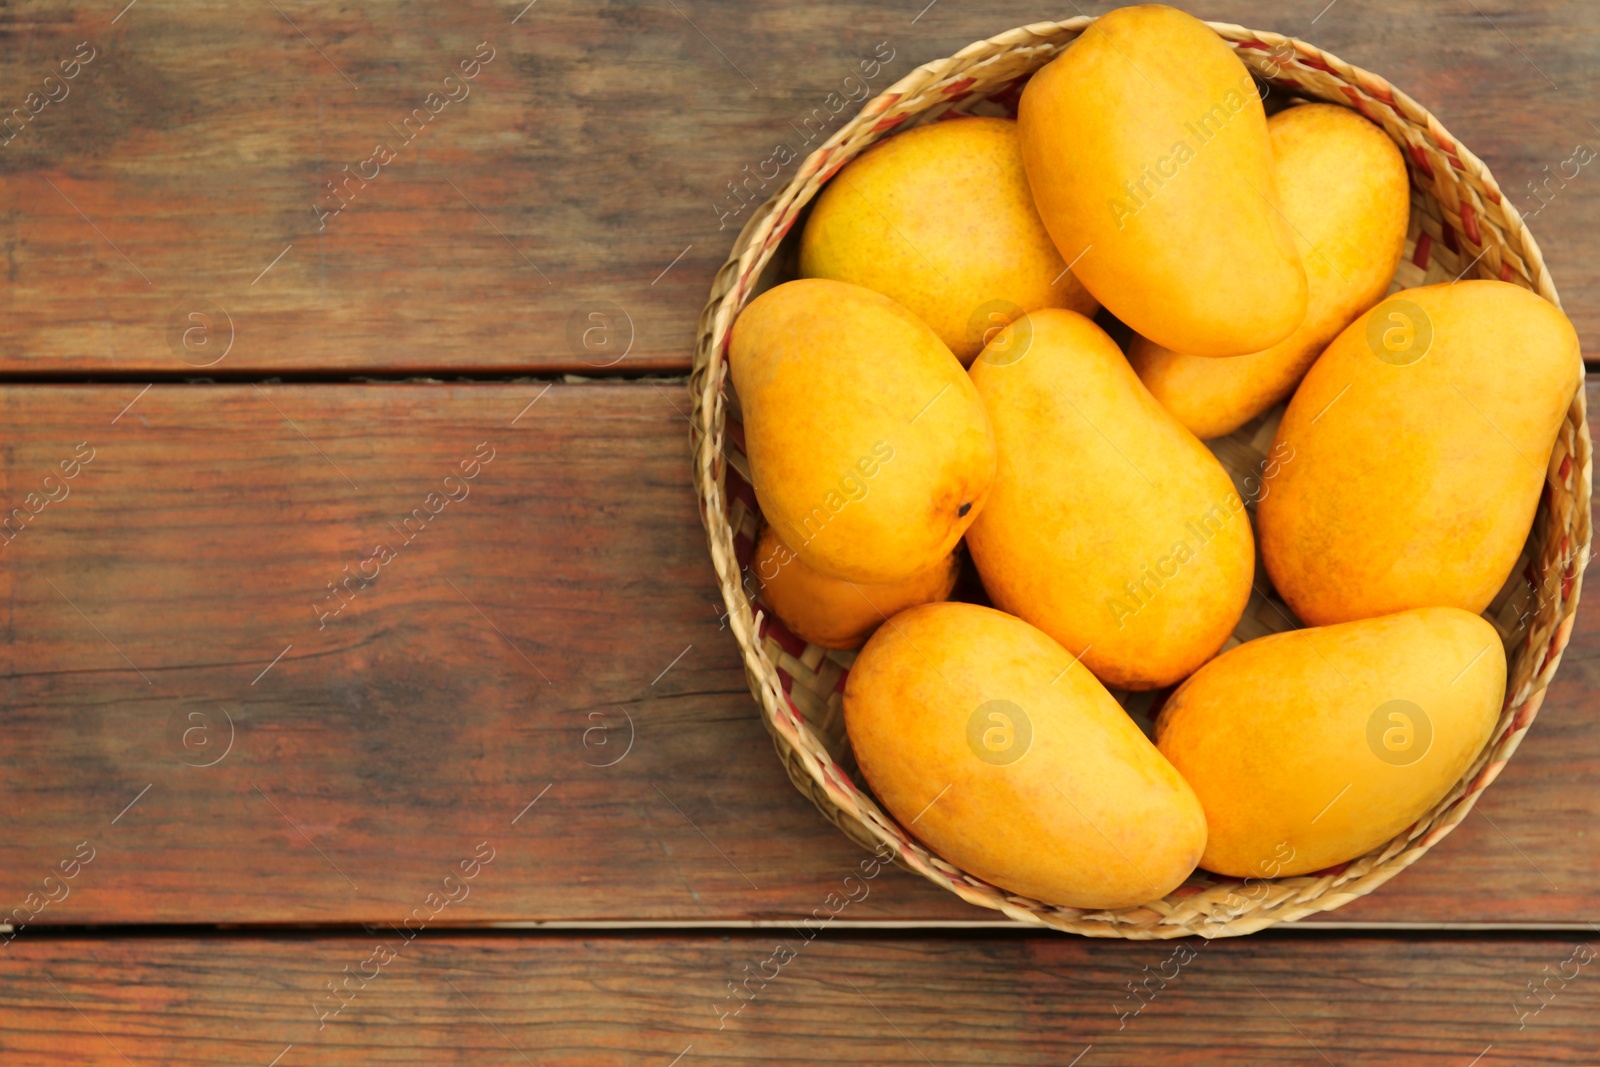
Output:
689,16,1591,938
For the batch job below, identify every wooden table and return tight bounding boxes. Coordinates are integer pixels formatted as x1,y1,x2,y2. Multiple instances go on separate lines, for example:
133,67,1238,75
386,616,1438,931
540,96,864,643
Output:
1,1,1596,1062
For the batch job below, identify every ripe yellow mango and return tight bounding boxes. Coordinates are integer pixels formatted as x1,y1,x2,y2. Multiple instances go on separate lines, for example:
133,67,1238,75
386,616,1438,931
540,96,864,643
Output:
799,116,1097,365
1018,4,1306,356
1129,103,1410,439
730,279,996,583
966,309,1254,689
1155,607,1506,877
754,525,958,650
1258,280,1582,625
845,601,1206,908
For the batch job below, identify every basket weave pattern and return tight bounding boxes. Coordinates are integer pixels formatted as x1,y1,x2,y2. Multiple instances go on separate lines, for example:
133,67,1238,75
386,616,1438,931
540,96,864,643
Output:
689,17,1592,938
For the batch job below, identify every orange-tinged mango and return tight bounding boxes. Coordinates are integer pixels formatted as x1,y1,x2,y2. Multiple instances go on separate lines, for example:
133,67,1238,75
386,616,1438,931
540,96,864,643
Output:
1129,103,1410,439
1258,280,1582,625
966,309,1254,689
1155,607,1506,877
1018,4,1306,356
799,116,1097,365
730,278,996,584
755,525,958,650
845,601,1206,908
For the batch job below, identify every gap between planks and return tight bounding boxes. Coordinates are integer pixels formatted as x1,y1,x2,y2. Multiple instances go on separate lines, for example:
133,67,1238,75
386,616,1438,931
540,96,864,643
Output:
0,370,696,385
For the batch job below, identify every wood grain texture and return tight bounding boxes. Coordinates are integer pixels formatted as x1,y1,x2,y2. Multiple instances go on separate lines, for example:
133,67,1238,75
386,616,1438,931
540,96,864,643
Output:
0,1,1596,373
1,932,1598,1064
0,380,1593,927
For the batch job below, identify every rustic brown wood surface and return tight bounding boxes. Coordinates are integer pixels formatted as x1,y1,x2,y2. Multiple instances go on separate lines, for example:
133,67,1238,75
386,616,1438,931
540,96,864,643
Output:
0,381,1592,927
2,932,1598,1064
0,0,1596,374
4,0,1599,1061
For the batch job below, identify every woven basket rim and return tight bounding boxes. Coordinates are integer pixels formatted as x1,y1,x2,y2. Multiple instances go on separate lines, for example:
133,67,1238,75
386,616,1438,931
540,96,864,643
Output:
688,15,1592,938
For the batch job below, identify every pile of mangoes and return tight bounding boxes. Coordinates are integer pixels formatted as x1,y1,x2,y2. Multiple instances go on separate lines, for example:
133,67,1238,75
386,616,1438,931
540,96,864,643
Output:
729,4,1581,909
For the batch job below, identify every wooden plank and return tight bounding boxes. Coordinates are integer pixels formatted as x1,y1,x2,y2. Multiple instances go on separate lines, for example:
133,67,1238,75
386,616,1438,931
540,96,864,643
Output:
0,379,974,926
0,1,1596,374
0,379,1595,927
0,931,1596,1063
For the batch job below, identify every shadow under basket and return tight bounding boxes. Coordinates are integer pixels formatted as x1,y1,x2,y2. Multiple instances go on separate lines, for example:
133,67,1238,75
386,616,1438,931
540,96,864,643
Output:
687,16,1592,938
